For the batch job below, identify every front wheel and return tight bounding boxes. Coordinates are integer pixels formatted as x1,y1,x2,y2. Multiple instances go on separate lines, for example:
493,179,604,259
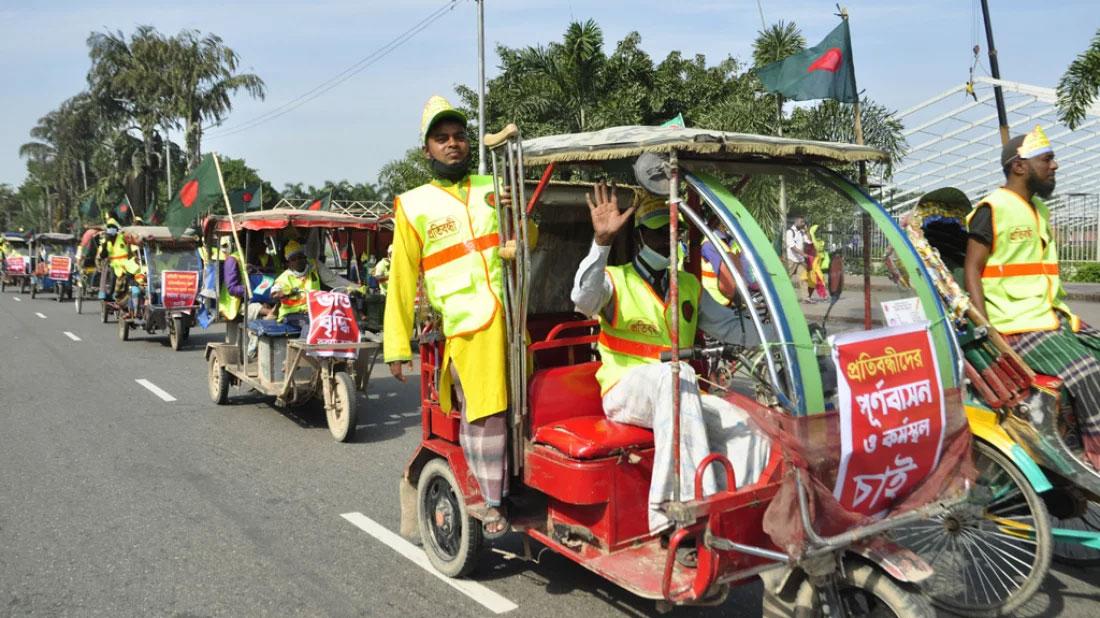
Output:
763,560,933,618
100,301,109,323
325,371,357,442
118,317,129,341
29,282,36,299
890,440,1051,616
417,458,482,578
75,292,82,314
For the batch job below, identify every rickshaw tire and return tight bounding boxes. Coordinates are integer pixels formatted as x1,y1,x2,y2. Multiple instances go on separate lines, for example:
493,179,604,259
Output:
1051,500,1100,566
118,317,129,341
326,372,357,442
765,560,933,618
170,317,183,351
417,458,482,578
208,354,230,405
30,283,36,299
100,302,108,323
75,294,82,314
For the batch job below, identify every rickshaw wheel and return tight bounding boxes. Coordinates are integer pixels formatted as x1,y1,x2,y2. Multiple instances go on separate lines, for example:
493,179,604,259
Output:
1050,499,1100,566
75,292,82,314
100,301,109,323
325,372,357,442
890,440,1051,617
208,354,230,405
118,316,129,341
765,560,933,618
19,279,27,294
169,317,184,351
1,278,6,292
30,282,36,299
417,458,482,578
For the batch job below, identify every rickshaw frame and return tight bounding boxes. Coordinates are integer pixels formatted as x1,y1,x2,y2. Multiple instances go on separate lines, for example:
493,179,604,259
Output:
30,232,78,302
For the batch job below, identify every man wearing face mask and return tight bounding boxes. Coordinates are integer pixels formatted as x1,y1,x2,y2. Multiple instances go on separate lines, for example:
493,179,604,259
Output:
97,218,128,300
965,125,1100,470
570,182,770,533
383,95,511,538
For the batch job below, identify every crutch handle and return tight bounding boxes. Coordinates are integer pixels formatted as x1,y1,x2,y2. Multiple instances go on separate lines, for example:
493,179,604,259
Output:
484,123,519,148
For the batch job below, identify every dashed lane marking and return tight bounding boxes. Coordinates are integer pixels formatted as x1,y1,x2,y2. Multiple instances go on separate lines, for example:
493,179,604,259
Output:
340,512,518,614
135,379,177,402
63,331,81,341
35,312,47,319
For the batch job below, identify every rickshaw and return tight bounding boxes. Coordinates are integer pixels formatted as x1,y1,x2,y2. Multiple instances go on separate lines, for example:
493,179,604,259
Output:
204,209,382,443
887,187,1100,616
30,232,78,302
400,125,974,615
113,226,203,351
1,233,32,293
73,225,103,314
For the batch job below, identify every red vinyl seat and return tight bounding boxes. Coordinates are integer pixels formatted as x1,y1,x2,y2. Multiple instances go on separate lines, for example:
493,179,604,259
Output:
533,415,654,459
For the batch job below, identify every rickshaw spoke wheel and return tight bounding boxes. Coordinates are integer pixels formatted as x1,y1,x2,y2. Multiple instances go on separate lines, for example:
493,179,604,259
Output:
769,560,931,618
325,372,357,442
416,459,482,578
1051,500,1100,566
891,441,1050,616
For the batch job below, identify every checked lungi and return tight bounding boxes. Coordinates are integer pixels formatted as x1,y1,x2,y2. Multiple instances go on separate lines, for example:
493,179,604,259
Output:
1003,315,1100,470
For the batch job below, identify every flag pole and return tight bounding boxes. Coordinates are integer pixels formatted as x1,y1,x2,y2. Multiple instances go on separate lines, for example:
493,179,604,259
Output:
212,153,250,303
839,7,872,330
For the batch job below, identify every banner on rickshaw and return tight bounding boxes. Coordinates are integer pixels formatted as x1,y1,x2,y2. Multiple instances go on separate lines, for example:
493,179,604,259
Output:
161,270,200,310
830,322,946,516
48,255,72,281
306,291,359,359
4,256,26,274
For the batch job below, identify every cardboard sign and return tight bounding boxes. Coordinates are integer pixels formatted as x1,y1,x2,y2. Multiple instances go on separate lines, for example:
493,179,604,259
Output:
161,270,200,310
881,297,924,327
831,322,946,516
4,256,26,274
306,291,360,359
48,255,72,281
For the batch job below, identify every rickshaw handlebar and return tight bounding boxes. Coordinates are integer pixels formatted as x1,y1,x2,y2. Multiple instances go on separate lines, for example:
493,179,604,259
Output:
659,344,740,363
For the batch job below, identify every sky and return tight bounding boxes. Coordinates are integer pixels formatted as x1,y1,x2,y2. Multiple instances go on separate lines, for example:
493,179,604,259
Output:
0,0,1096,191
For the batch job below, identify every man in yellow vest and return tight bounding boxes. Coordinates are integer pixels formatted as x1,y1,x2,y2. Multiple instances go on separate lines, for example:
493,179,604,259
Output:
965,125,1100,470
97,218,129,299
384,95,510,538
571,182,770,533
271,239,363,326
372,244,391,295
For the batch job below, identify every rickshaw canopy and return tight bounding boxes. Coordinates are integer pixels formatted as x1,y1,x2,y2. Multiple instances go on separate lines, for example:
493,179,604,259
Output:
210,208,379,233
3,233,29,244
34,232,76,243
518,125,890,166
122,225,198,246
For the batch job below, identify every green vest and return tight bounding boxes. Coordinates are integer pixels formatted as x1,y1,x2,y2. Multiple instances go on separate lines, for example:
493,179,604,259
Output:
275,269,320,321
398,175,504,337
967,187,1077,334
595,264,702,394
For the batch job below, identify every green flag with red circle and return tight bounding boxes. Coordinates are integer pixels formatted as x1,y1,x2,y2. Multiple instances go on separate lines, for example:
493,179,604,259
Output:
755,20,858,103
304,191,332,212
165,153,224,238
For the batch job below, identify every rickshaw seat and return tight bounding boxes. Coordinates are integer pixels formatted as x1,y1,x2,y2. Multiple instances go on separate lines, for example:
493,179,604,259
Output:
529,361,654,459
247,319,302,337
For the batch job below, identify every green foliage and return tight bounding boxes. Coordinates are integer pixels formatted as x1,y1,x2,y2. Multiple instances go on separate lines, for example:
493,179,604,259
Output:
377,148,432,202
1057,28,1100,130
1067,262,1100,283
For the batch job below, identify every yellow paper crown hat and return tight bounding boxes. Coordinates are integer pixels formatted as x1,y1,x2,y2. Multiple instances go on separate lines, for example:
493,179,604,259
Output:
419,95,467,144
1018,125,1052,159
632,189,670,229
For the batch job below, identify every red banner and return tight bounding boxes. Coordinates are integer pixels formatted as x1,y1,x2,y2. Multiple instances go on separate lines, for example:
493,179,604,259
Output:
48,255,72,281
161,270,199,310
4,256,26,274
831,323,945,516
306,291,360,358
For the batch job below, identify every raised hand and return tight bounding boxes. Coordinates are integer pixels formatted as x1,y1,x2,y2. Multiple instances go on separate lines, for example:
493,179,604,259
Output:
587,181,636,246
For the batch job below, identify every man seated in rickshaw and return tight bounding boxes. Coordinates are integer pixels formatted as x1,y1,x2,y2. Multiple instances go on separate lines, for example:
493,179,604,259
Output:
270,239,364,330
965,126,1100,470
97,219,129,299
571,182,771,532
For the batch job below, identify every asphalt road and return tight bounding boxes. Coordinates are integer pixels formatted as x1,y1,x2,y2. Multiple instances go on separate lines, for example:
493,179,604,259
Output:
0,292,1096,616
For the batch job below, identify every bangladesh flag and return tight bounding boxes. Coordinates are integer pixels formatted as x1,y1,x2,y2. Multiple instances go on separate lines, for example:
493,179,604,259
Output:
165,153,224,238
229,184,263,213
113,195,134,226
304,191,332,211
756,20,857,103
78,195,99,221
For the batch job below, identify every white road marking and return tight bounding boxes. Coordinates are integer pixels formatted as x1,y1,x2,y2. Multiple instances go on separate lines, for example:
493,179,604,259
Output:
340,512,518,614
35,312,47,319
12,296,20,301
135,379,177,402
63,331,81,341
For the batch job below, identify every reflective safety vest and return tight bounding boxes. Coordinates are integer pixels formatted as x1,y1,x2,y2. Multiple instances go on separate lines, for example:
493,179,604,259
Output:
701,237,736,306
398,175,503,337
274,268,320,321
967,187,1077,334
219,252,245,321
595,264,702,394
106,234,130,276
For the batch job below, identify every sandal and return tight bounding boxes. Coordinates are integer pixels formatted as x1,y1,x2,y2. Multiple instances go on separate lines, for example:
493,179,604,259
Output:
481,507,509,540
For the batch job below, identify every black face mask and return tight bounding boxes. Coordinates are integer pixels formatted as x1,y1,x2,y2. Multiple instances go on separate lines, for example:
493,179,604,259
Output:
430,156,471,182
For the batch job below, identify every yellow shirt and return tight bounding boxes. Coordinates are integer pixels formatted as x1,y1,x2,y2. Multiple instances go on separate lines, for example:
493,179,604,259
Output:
383,178,508,421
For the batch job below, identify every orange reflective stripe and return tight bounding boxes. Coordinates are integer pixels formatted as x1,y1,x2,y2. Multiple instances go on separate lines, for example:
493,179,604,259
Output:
421,233,499,271
110,255,128,260
283,296,307,307
981,262,1059,278
701,270,717,278
597,331,669,359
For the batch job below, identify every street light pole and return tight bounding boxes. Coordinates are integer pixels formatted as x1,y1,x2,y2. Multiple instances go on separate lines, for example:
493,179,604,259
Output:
476,0,487,175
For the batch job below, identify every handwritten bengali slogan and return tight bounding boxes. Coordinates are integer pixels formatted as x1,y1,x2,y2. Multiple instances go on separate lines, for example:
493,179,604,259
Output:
831,322,945,516
306,291,360,359
161,270,200,310
48,255,72,281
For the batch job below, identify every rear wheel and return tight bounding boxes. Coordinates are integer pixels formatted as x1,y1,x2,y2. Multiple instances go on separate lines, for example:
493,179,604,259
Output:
75,291,82,314
169,317,184,351
325,371,357,442
763,560,933,617
1051,499,1100,566
417,458,482,578
208,354,230,405
29,282,36,299
100,301,109,323
118,317,129,341
890,440,1051,616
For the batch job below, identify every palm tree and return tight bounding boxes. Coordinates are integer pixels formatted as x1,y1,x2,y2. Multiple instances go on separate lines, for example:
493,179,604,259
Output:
168,30,266,168
752,21,806,68
1057,28,1100,130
